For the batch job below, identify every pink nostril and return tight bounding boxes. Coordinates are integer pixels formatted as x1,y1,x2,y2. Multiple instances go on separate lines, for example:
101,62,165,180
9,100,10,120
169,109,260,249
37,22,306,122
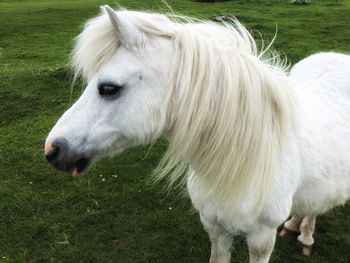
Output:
44,142,56,157
45,138,67,165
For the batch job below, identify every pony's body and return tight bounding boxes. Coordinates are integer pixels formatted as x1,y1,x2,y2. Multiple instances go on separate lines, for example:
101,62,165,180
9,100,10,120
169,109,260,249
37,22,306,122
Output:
291,53,350,216
45,7,350,262
188,51,350,248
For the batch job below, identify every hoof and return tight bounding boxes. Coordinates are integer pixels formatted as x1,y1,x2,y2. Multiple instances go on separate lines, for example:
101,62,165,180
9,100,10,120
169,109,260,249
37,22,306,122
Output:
297,240,313,256
278,227,299,238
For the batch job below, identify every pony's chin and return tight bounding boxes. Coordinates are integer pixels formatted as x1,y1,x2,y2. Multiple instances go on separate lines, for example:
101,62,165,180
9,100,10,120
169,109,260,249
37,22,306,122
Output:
70,157,93,177
68,145,127,177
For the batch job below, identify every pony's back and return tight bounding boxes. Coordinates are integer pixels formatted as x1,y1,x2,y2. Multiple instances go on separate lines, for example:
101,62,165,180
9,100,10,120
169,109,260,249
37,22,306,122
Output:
290,52,350,99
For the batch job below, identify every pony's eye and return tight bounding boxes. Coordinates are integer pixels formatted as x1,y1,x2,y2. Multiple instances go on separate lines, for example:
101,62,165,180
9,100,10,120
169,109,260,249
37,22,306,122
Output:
98,83,123,98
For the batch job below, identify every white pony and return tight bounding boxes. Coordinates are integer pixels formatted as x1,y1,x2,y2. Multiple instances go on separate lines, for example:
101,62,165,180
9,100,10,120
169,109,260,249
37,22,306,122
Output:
45,5,350,263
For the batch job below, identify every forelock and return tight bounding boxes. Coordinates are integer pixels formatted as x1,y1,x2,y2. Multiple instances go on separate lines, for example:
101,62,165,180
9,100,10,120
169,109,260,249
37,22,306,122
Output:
71,10,176,82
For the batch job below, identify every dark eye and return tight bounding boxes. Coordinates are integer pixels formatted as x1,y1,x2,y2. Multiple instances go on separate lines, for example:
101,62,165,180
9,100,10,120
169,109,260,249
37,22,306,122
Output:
98,83,123,98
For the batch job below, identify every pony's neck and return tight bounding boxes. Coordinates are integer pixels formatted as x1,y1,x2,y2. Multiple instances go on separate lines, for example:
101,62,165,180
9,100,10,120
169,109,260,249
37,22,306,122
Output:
156,21,298,217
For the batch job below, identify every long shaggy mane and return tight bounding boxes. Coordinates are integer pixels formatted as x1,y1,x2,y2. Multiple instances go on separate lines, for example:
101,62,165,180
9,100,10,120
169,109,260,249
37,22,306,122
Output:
73,8,297,217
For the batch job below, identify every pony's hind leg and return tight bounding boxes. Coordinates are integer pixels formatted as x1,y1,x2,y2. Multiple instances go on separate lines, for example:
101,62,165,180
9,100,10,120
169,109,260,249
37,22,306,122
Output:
279,215,302,237
246,225,276,263
200,214,233,263
297,216,316,256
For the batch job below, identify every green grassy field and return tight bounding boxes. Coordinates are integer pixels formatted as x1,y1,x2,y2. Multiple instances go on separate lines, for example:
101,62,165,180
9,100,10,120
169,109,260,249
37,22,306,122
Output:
0,0,350,262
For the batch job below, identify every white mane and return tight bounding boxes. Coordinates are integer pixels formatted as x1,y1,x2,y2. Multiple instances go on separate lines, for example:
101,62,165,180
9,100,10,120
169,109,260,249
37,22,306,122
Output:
73,9,298,216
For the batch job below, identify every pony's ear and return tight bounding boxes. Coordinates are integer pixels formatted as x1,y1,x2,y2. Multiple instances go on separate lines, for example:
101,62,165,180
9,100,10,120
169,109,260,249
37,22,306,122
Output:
101,5,142,47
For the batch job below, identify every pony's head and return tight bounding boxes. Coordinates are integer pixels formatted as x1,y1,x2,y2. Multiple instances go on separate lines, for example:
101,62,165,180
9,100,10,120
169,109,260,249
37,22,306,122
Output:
45,6,176,176
45,5,296,217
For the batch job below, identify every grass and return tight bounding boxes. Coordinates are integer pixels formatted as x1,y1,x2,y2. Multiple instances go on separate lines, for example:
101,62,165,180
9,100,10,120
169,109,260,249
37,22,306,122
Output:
0,0,349,262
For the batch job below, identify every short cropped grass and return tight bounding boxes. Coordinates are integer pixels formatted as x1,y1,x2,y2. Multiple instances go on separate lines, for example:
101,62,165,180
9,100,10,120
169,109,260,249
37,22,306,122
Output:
0,0,349,262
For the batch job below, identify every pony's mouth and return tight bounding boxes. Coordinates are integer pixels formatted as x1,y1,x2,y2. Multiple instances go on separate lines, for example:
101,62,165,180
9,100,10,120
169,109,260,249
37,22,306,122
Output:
70,157,92,177
45,150,93,177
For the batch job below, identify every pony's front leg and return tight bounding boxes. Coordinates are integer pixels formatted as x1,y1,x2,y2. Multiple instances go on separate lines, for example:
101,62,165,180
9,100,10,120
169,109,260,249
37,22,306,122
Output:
200,214,233,263
297,216,316,256
246,225,276,263
279,215,302,237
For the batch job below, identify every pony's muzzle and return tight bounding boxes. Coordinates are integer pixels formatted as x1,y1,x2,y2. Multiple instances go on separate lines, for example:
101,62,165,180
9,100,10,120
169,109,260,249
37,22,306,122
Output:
44,138,91,176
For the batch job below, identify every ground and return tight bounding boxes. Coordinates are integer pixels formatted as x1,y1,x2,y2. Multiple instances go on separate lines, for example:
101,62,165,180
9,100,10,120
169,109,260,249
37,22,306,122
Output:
0,0,349,262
